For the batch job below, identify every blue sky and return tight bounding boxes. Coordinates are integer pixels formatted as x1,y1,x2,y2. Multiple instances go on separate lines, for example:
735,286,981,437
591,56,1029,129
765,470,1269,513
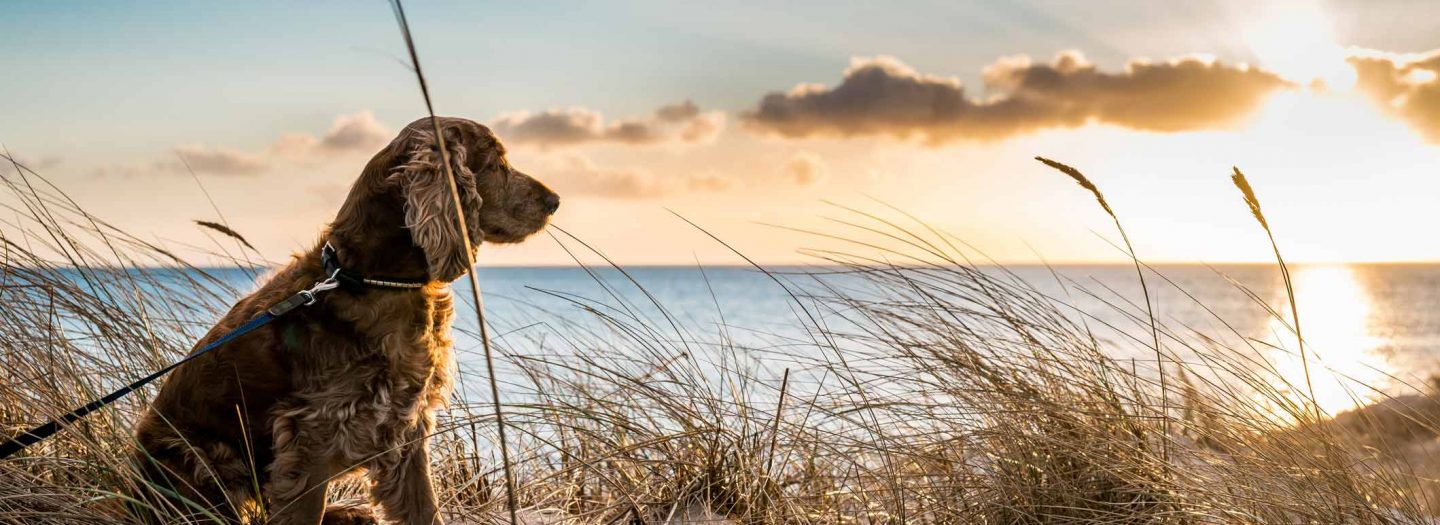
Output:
5,1,1440,265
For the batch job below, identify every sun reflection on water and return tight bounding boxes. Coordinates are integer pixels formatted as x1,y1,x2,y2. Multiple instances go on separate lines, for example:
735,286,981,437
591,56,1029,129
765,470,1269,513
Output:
1265,265,1390,416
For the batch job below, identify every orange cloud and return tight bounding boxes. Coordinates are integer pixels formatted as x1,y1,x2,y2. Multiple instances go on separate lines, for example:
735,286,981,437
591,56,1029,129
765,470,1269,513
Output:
492,101,725,148
1349,48,1440,143
742,52,1292,144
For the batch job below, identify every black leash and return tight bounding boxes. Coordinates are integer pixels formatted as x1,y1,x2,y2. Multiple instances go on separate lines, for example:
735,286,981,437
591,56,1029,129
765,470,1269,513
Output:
0,245,427,460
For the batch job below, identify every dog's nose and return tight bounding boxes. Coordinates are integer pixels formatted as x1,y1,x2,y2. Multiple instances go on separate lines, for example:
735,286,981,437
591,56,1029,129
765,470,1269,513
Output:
542,193,560,215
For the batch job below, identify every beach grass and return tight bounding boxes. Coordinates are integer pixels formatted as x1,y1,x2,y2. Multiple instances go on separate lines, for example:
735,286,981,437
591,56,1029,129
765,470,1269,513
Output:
5,152,1440,524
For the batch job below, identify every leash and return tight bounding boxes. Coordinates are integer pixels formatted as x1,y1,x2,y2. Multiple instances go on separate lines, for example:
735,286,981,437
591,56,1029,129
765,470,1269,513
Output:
0,248,425,460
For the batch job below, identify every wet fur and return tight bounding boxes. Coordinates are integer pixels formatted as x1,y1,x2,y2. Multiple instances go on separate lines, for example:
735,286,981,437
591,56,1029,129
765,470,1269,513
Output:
131,117,557,524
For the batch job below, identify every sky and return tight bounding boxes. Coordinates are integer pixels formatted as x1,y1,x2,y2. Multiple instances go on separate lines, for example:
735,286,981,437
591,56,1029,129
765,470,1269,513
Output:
4,0,1440,266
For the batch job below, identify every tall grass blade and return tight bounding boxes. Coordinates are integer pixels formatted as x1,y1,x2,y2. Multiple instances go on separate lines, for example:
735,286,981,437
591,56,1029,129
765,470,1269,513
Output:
192,220,256,252
1231,166,1318,421
1036,156,1170,467
388,1,518,523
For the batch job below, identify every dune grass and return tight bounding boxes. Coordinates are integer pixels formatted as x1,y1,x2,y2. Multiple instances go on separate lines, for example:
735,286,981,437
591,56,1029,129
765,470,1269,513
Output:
4,152,1440,524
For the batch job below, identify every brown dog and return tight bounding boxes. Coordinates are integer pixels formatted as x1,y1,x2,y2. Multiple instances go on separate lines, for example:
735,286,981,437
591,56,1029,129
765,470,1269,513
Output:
132,117,558,524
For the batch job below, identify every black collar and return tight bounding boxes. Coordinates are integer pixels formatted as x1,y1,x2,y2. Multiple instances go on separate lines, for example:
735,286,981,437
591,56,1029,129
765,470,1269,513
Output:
321,242,430,291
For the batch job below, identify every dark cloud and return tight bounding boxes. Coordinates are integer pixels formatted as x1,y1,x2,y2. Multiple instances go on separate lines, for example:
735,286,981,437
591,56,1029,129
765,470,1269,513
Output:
742,53,1293,144
492,101,725,148
491,109,606,146
1349,49,1440,143
655,100,702,123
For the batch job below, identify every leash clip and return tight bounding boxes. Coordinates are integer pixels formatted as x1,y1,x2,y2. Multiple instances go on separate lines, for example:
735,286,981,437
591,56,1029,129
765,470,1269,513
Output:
266,269,341,316
304,269,342,303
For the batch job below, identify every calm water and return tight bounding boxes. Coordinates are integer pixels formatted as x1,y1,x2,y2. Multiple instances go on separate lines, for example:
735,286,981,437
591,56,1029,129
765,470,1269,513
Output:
115,264,1440,415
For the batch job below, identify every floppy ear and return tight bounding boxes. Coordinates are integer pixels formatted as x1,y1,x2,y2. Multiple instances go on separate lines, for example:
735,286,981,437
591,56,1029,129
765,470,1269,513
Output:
392,129,484,282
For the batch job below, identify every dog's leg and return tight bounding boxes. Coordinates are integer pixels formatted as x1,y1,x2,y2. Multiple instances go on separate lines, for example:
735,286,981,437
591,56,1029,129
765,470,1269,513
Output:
267,413,333,525
322,501,380,525
131,429,257,523
369,424,443,525
266,453,331,525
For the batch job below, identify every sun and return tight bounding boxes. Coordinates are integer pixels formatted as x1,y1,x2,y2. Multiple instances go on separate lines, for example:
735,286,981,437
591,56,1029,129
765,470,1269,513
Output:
1265,265,1389,417
1242,1,1355,91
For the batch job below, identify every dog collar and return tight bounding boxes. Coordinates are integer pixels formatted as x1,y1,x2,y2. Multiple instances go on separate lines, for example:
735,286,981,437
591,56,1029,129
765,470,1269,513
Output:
321,242,429,290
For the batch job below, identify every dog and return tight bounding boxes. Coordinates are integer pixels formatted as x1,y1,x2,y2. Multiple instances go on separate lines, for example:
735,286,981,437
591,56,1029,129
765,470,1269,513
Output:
132,117,558,524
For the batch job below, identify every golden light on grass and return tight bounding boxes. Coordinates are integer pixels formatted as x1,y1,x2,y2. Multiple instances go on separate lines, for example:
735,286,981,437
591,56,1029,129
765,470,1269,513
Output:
6,169,1440,520
1231,166,1323,422
1266,265,1389,416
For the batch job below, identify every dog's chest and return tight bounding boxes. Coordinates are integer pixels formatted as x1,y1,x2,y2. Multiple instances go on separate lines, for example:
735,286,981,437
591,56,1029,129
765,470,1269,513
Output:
304,293,455,460
365,299,454,426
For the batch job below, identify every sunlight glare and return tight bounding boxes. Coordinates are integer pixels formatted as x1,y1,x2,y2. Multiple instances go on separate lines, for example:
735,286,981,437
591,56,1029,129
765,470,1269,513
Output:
1266,265,1389,416
1243,1,1355,91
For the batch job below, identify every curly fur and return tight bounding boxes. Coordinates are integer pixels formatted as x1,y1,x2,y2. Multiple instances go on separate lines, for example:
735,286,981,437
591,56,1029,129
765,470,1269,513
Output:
396,130,484,283
131,117,557,524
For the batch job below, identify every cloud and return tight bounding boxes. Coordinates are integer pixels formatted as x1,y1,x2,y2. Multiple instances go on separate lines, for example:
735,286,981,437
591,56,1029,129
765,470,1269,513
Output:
655,100,702,122
271,111,391,159
96,111,392,177
742,52,1293,144
318,112,390,151
785,151,827,186
1349,48,1440,143
492,101,725,148
0,155,62,175
539,153,731,199
169,145,270,175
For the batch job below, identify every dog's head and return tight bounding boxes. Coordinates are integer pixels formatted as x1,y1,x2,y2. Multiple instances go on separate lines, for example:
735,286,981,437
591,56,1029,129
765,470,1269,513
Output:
339,117,558,282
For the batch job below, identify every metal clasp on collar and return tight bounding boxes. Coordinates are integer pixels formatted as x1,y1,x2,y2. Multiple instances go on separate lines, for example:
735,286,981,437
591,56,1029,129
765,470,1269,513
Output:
267,269,341,317
305,268,341,302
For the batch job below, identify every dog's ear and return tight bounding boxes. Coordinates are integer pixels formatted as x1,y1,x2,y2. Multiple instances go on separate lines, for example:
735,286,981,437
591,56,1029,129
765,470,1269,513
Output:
391,127,484,282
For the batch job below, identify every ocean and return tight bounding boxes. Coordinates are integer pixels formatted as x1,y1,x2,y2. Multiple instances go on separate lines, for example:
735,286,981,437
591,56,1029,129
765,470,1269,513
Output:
98,263,1440,416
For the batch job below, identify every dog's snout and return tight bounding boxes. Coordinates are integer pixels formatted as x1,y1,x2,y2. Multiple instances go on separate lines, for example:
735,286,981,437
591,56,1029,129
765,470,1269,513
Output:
542,193,560,215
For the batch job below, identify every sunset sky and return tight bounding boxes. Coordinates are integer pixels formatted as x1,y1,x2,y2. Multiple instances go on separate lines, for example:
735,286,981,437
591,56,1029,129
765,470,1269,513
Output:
4,0,1440,266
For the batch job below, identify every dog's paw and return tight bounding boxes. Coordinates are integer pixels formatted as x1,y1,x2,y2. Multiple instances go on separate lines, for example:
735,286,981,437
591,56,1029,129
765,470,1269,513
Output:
322,503,380,525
